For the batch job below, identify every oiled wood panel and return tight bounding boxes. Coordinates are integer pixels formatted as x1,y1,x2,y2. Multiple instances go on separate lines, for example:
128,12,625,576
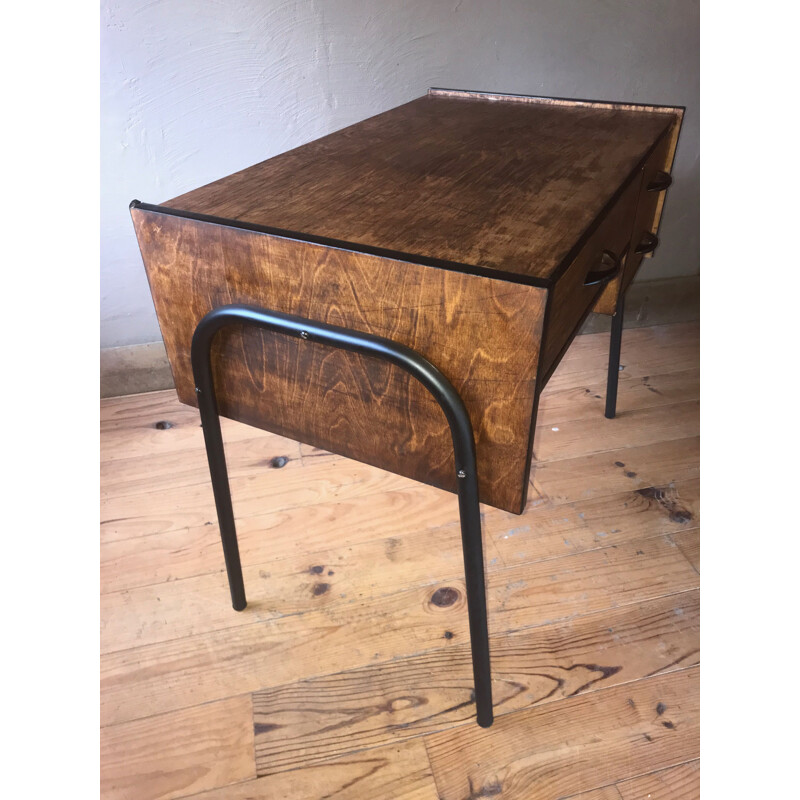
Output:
616,760,699,800
163,93,675,284
186,739,440,800
252,591,698,775
100,694,255,800
425,667,699,800
133,207,546,513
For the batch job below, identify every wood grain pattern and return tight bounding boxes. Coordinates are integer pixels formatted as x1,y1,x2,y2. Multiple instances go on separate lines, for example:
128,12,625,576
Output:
101,454,421,542
100,694,255,800
487,479,699,567
100,533,697,727
186,739,440,800
565,788,624,800
544,322,699,385
424,667,699,800
99,474,697,598
616,760,699,800
534,399,700,462
252,591,698,775
594,111,684,314
100,522,504,653
532,436,700,506
566,788,624,800
537,367,700,426
99,321,699,799
672,529,700,574
162,93,675,285
133,91,683,515
133,207,546,513
540,173,641,377
101,431,699,554
101,482,467,590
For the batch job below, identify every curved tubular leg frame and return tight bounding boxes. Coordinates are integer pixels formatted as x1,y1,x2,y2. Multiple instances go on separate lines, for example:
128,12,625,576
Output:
605,290,626,419
191,303,494,727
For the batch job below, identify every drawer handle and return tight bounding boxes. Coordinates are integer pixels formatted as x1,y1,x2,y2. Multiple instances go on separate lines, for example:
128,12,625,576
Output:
647,171,672,192
584,250,621,286
635,232,659,255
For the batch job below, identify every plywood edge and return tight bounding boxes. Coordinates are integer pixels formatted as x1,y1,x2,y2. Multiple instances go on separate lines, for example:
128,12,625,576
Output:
130,203,184,398
428,87,685,119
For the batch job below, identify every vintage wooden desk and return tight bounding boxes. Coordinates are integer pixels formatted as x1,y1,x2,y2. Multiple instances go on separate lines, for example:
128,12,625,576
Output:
131,88,683,728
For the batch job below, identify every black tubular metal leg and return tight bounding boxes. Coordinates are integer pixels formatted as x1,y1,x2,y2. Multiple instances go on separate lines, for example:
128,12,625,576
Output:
192,345,247,611
605,291,625,419
191,303,494,728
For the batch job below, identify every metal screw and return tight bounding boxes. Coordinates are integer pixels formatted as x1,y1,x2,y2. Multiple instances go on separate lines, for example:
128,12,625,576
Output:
300,330,309,340
195,387,202,394
457,469,466,479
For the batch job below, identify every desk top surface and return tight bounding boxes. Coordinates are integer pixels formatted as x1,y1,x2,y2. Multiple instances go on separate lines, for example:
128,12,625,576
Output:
162,89,677,287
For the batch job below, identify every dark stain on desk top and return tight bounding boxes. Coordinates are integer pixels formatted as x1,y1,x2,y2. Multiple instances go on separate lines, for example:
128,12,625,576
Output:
162,90,676,285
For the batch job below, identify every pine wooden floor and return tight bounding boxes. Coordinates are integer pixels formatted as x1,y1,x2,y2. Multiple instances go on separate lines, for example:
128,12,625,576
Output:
100,322,700,800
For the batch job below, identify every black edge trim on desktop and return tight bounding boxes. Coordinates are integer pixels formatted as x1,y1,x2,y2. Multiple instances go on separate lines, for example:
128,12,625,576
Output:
130,200,554,290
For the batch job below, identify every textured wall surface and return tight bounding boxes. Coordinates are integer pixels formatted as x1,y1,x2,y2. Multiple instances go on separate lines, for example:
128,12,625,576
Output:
101,0,699,348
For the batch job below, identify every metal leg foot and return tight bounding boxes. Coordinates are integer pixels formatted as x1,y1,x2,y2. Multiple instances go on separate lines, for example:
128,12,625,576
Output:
605,291,625,419
457,460,493,728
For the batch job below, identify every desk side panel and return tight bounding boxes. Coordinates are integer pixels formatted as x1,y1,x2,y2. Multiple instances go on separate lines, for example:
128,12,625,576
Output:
132,209,547,514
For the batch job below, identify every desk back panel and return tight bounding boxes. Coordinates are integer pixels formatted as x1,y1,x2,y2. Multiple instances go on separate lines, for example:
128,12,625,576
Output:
133,207,547,514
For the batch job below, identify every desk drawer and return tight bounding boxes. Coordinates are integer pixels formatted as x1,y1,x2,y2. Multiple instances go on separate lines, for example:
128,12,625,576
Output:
540,172,641,377
594,130,674,313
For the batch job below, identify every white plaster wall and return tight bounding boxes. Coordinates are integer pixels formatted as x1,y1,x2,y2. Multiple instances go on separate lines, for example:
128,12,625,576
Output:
101,0,699,348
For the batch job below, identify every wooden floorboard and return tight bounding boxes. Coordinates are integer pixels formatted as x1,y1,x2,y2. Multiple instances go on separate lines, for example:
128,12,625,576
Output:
251,591,698,776
185,739,440,800
100,323,699,800
424,667,699,800
616,760,699,800
100,532,698,725
532,436,700,506
100,695,255,800
672,529,700,574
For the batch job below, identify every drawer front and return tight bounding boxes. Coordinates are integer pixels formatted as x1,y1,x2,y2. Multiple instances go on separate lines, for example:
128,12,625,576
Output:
594,130,675,313
541,172,642,377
